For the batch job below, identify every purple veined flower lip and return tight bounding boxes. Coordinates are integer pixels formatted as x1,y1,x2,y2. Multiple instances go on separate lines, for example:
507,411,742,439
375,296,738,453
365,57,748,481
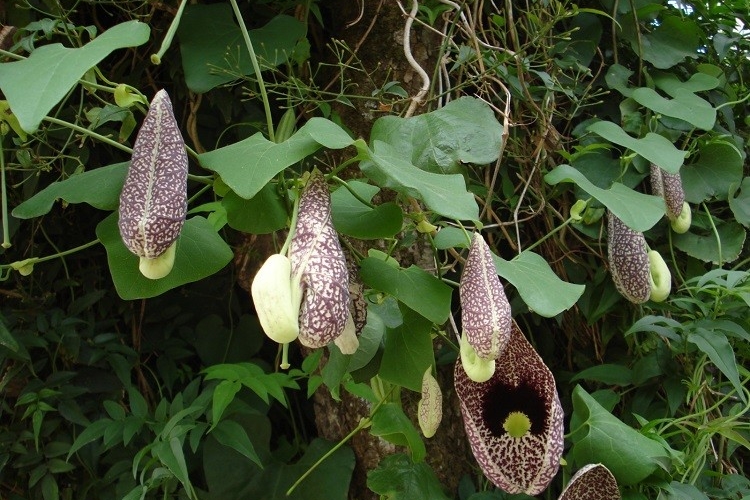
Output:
455,320,564,495
460,233,512,360
558,463,621,500
289,171,350,348
118,89,188,262
607,211,651,304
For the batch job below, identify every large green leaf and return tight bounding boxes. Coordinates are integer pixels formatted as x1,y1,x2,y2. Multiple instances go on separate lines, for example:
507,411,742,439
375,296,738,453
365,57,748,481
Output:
631,88,715,130
331,181,403,239
378,307,435,393
199,117,353,200
635,16,701,69
493,250,584,317
370,403,426,462
368,96,503,174
367,453,451,500
545,164,664,232
359,140,479,221
587,121,687,173
686,328,746,404
681,140,743,203
204,434,354,500
12,163,128,219
96,213,233,300
178,5,305,93
359,257,451,325
211,419,263,468
569,385,671,485
729,177,750,228
673,220,746,264
222,183,288,234
0,21,150,133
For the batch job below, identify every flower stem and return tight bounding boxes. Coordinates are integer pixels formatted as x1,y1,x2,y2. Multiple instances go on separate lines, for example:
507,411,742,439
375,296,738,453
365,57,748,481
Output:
1,138,10,248
150,0,189,65
228,0,275,142
43,116,133,154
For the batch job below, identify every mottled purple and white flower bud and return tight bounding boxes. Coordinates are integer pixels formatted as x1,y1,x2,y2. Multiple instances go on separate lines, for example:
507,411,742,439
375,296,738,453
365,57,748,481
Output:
418,367,442,438
607,211,651,304
650,163,691,234
455,320,564,495
118,89,187,279
460,233,512,360
558,464,620,500
289,171,350,348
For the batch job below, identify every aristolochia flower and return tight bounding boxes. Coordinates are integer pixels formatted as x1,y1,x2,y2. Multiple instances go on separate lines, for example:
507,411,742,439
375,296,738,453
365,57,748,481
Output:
459,233,512,381
118,89,187,279
418,367,442,438
251,253,302,345
455,320,564,495
650,163,691,234
558,464,620,500
289,171,350,348
607,211,651,304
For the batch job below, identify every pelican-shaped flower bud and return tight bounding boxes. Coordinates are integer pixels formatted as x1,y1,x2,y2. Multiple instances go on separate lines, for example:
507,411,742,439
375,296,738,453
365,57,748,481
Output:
289,171,350,349
650,163,691,234
418,367,442,438
455,320,564,495
118,89,187,279
607,212,651,304
459,233,512,381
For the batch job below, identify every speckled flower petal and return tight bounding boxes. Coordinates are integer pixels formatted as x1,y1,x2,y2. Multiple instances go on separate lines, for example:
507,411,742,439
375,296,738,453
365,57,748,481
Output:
607,211,650,304
558,464,620,500
650,163,685,221
119,89,187,259
290,171,350,348
460,233,512,359
455,320,564,495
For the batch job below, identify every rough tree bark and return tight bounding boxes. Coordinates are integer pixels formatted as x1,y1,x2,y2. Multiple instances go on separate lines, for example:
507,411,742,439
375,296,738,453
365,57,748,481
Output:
307,2,476,498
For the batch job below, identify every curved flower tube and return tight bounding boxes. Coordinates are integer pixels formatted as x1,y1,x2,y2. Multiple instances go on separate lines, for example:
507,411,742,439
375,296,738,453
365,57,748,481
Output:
118,89,187,279
455,320,564,495
607,211,651,304
460,233,512,360
289,171,350,348
558,464,620,500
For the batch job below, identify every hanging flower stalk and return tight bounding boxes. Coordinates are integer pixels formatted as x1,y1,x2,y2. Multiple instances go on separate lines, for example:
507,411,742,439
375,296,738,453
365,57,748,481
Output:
558,464,620,500
118,89,188,280
455,320,564,495
650,163,691,234
607,211,671,303
459,233,512,382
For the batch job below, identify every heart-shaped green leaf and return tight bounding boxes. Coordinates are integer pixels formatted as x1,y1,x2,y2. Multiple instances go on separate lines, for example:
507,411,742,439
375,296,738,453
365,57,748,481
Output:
0,21,150,133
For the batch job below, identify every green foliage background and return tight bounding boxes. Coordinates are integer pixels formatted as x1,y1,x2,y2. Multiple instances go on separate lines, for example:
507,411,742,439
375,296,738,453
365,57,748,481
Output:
0,1,748,499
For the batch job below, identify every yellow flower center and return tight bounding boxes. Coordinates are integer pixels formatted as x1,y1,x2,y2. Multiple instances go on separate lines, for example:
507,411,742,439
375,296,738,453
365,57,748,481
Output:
503,411,531,438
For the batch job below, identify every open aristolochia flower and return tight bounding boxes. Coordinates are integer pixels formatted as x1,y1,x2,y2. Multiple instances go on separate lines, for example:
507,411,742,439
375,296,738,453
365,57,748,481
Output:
459,233,512,381
288,171,351,349
118,89,188,279
558,464,620,500
607,211,651,304
455,320,564,495
650,163,691,234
